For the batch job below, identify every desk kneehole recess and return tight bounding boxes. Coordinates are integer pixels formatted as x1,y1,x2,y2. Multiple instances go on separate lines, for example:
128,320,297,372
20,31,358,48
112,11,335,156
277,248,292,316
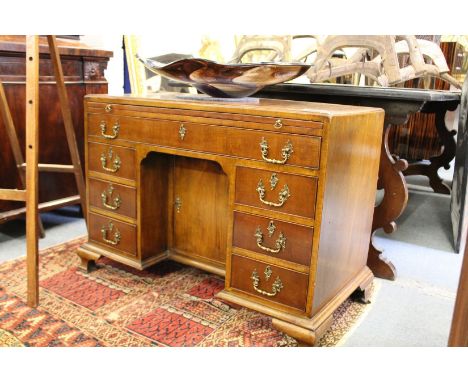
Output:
77,94,384,345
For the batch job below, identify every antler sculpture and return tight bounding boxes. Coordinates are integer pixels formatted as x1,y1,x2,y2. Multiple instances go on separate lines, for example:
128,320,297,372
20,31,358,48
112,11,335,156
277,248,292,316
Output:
232,35,462,89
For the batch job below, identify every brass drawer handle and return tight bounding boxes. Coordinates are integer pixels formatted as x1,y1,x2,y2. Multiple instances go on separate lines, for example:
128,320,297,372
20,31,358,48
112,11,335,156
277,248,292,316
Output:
254,222,286,254
260,137,293,164
251,266,283,297
101,184,122,210
100,149,121,173
100,121,120,139
274,119,283,129
101,221,121,246
256,179,290,207
105,104,113,113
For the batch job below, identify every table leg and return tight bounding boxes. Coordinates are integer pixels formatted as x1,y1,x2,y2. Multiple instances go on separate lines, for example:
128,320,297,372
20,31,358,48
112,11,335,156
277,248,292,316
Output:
368,125,408,280
404,107,457,194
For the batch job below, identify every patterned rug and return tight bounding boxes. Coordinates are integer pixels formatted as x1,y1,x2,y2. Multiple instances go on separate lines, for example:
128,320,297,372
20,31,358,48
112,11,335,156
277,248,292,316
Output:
0,237,377,347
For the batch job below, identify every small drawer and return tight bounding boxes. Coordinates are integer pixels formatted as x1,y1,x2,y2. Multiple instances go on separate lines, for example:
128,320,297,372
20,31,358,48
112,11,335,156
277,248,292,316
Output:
88,142,136,180
233,212,313,266
88,114,123,141
88,114,149,142
230,254,309,311
88,178,136,219
235,167,318,219
228,129,321,169
88,212,137,256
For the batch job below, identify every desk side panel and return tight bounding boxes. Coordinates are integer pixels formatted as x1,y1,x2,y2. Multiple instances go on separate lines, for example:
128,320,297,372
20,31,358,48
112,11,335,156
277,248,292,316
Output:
312,111,383,313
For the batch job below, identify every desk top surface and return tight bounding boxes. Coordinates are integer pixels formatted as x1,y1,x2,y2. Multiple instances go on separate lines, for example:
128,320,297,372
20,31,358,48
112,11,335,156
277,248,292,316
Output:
86,92,384,121
260,83,462,102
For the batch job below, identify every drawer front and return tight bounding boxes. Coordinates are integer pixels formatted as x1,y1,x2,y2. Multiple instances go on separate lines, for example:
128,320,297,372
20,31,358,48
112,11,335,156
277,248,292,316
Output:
87,102,324,135
88,142,136,180
232,212,313,266
228,129,321,169
88,178,136,219
88,114,154,143
88,212,137,256
230,255,308,311
235,167,317,219
88,115,320,169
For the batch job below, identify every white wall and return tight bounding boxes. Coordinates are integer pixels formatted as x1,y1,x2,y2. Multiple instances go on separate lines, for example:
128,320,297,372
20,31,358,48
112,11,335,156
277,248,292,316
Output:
80,35,124,96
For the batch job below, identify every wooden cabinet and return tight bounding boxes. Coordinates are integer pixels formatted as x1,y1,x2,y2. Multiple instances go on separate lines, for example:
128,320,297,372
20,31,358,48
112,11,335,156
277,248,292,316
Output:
0,36,112,222
78,94,384,345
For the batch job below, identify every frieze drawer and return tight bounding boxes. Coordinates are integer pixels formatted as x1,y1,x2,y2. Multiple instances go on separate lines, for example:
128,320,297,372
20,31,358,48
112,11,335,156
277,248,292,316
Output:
88,115,321,169
230,254,309,311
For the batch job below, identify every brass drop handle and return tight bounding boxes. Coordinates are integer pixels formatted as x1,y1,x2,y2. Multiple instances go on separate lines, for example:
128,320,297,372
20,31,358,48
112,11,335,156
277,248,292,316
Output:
105,104,113,113
101,184,122,210
100,121,120,139
100,149,121,173
254,225,286,254
101,222,121,246
256,179,290,207
260,137,293,164
251,267,283,297
274,119,283,129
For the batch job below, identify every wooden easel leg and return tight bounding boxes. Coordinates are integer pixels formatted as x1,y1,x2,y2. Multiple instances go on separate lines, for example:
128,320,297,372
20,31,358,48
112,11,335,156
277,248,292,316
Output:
26,35,40,308
0,78,45,238
47,35,88,222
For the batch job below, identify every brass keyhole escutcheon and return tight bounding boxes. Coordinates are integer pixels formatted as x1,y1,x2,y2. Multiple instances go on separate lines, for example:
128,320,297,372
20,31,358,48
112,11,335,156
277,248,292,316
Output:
175,196,182,213
179,123,187,140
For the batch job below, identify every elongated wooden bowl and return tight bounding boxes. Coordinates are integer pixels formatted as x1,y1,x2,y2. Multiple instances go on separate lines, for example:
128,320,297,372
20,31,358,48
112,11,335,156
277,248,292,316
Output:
138,57,311,98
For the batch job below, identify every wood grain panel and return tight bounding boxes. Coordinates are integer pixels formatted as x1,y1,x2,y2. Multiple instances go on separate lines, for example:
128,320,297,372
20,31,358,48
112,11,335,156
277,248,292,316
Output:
139,152,170,260
88,212,137,256
235,166,317,219
88,142,135,180
233,211,313,266
312,112,383,313
230,254,309,311
88,178,136,219
172,157,229,266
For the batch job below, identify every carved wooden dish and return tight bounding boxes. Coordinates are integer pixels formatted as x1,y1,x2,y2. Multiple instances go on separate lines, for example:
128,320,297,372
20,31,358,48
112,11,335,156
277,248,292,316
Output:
137,57,311,98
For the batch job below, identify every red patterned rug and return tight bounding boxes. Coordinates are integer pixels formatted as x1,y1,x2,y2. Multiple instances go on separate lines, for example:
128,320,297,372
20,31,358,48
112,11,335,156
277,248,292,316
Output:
0,237,376,347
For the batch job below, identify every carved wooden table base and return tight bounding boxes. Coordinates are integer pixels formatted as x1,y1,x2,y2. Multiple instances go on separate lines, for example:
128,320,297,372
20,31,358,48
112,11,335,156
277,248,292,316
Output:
404,103,459,194
368,125,408,280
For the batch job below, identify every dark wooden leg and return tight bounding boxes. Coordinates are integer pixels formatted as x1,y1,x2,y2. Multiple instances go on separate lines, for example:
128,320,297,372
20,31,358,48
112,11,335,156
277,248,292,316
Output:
368,125,408,281
404,107,457,194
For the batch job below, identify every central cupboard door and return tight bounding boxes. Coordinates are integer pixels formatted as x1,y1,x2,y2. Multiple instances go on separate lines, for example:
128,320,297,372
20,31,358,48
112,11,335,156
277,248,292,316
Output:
172,157,229,266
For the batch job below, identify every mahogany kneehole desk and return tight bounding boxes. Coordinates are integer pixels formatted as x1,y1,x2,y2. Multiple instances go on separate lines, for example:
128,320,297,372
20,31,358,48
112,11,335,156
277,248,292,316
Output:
78,93,384,345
